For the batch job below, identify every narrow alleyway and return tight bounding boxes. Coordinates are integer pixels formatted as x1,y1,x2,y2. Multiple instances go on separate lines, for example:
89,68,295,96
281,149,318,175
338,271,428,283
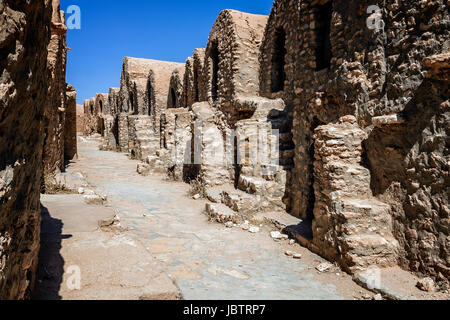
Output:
36,137,376,300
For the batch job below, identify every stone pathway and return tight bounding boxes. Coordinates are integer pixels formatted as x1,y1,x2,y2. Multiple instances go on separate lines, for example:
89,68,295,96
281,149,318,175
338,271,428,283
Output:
62,137,372,300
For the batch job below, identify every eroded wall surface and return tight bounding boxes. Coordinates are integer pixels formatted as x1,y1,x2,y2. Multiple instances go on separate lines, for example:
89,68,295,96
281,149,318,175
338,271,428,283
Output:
0,0,52,299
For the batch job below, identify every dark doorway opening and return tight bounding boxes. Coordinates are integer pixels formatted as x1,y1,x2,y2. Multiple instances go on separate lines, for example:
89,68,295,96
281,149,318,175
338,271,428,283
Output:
271,28,287,93
314,1,333,71
210,42,220,102
99,100,103,114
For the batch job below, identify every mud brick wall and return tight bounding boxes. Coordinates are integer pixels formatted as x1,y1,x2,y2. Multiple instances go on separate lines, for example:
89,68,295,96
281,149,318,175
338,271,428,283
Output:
203,10,268,124
260,0,449,278
168,69,185,109
64,84,77,161
42,0,68,192
0,0,52,299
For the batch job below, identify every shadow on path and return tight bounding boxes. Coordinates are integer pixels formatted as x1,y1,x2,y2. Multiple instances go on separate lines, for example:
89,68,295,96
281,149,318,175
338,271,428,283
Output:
33,204,72,300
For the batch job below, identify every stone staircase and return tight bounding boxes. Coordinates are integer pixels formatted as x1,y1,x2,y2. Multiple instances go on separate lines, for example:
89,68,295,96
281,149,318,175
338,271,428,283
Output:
205,97,295,225
312,116,399,272
130,116,156,161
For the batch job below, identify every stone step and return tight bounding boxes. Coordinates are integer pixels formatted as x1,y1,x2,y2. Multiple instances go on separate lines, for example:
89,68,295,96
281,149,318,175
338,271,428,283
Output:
319,161,372,197
343,234,399,269
338,197,393,236
205,202,242,224
221,189,260,217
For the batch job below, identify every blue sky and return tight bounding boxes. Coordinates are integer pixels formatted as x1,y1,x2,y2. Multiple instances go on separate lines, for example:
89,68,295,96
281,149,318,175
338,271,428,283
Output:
60,0,274,104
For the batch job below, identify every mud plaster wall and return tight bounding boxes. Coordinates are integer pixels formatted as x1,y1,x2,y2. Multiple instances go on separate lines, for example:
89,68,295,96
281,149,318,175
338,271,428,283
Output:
0,0,52,299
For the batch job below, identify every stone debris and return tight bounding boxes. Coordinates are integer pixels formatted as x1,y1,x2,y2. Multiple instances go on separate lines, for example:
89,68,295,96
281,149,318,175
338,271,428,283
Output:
285,251,294,257
249,226,260,234
316,262,334,273
417,278,436,293
271,231,289,240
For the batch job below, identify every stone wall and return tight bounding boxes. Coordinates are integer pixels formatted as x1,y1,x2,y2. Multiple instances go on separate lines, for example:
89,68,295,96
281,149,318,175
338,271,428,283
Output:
183,48,206,108
108,87,120,116
76,104,85,134
64,84,78,161
260,0,449,278
168,69,185,109
83,98,97,136
203,10,268,123
42,0,68,192
0,0,52,299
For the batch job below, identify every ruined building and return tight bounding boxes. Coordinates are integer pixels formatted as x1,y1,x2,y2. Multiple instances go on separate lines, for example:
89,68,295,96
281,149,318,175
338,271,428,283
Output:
83,1,449,282
258,0,449,277
0,0,52,299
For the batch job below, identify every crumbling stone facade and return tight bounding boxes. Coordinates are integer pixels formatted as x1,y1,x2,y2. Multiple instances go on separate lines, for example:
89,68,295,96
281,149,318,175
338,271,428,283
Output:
259,0,449,278
108,87,120,116
83,98,96,135
42,0,68,192
182,48,206,108
202,10,268,120
64,84,78,161
0,0,52,299
76,104,85,134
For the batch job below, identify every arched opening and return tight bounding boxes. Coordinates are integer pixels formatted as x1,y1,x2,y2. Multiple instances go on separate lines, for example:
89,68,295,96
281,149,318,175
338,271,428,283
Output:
271,28,287,93
99,100,103,114
210,42,219,102
194,65,200,102
314,1,333,71
170,88,177,108
90,104,94,115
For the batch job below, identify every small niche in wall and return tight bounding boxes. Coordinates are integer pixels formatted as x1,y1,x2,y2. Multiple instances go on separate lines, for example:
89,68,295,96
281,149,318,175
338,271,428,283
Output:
314,1,333,71
271,28,287,93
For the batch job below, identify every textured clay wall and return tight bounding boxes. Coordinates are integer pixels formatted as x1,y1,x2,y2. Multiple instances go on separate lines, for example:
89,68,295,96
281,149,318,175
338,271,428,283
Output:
0,0,52,299
203,10,268,124
64,84,77,161
260,0,449,278
42,0,68,191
